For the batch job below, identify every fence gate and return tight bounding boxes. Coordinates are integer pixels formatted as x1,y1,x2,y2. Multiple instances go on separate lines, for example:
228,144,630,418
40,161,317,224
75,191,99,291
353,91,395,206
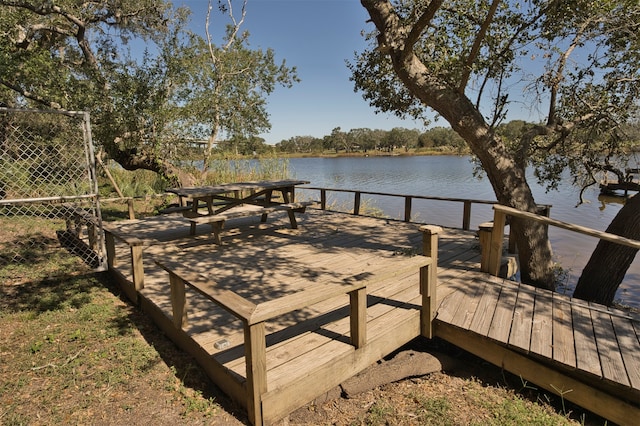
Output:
0,108,106,272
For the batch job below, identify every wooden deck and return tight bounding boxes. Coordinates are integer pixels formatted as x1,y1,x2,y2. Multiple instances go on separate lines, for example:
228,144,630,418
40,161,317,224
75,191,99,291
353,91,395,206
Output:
104,208,639,425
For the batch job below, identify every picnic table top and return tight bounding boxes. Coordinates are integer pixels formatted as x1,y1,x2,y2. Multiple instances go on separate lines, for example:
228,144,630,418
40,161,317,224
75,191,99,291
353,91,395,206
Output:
167,180,310,198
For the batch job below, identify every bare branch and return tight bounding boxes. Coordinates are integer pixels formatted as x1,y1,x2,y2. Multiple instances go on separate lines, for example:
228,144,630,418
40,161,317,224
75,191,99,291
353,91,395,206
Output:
223,0,247,50
459,0,500,93
0,78,62,109
546,19,592,126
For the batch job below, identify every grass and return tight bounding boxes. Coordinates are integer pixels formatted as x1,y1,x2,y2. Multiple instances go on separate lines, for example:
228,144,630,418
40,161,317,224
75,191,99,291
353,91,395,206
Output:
340,372,583,426
0,237,239,425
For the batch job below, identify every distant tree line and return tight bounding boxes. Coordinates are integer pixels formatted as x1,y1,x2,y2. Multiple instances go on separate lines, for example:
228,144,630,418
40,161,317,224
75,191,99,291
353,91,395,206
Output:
273,126,466,155
213,120,640,157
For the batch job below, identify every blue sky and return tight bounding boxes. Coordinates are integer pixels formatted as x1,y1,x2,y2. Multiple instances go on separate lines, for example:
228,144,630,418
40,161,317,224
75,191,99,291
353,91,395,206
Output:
180,1,542,144
180,0,428,144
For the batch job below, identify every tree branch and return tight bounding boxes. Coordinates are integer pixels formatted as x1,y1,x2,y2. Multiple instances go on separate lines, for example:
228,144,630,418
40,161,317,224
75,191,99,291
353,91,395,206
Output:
459,0,500,93
0,78,62,109
405,0,443,50
546,19,592,126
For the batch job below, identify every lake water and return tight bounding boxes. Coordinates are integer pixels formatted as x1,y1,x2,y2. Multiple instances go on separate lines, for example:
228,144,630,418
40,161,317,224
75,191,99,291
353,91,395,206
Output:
286,155,639,308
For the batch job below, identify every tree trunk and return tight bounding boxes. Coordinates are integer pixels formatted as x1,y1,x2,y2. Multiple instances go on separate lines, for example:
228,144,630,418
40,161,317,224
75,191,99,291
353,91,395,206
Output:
573,193,640,306
361,0,556,289
108,145,195,188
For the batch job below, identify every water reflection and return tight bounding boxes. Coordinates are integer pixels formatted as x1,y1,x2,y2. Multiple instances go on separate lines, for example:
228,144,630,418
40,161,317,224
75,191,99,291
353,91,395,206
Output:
289,155,639,308
598,193,629,210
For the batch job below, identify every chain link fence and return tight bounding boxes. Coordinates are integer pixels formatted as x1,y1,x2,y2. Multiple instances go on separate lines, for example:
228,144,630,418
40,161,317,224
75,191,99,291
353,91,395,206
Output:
0,108,106,271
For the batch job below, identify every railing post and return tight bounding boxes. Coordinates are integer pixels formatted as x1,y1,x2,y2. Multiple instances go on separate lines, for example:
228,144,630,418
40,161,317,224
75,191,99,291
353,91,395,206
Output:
354,191,361,215
127,198,135,220
130,241,145,292
489,207,507,276
420,225,442,339
462,200,471,230
320,189,327,210
245,321,267,426
478,222,493,273
349,287,367,348
104,229,116,268
168,271,188,328
404,196,412,222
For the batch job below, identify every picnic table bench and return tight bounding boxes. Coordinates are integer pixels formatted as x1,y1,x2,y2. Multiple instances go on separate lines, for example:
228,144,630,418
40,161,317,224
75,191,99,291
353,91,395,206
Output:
187,201,315,244
167,180,311,239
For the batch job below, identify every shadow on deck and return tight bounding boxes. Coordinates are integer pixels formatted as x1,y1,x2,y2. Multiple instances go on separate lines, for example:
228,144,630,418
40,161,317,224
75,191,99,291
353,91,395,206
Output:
102,208,639,425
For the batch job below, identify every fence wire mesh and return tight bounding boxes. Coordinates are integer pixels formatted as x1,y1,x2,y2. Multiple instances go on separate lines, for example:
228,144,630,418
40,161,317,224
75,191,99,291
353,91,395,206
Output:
0,108,105,271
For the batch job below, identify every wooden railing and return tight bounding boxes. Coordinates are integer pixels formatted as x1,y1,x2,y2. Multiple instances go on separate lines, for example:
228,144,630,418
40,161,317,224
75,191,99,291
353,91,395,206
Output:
301,186,496,230
482,204,640,277
152,225,441,426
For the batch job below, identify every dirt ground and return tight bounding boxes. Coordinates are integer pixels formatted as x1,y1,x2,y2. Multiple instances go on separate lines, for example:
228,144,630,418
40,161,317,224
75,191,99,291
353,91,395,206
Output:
284,337,605,426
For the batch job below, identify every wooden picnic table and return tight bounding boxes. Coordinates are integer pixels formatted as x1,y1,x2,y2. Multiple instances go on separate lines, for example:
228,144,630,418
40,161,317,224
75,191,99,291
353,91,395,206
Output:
167,179,311,239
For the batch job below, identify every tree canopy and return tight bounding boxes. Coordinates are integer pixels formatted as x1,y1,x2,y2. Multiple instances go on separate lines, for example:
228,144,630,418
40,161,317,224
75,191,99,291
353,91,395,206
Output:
0,0,298,184
355,0,640,294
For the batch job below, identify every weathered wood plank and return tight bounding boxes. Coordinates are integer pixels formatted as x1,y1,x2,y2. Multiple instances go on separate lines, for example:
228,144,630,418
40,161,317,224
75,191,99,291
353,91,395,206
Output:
487,283,518,344
610,315,640,390
552,295,576,368
591,308,630,387
435,286,468,325
571,303,601,377
449,279,486,330
508,284,535,352
468,281,501,336
529,287,553,359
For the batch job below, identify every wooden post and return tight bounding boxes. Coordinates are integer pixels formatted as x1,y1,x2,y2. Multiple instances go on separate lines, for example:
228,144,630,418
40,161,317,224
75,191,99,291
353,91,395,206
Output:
168,271,188,328
507,215,516,254
478,222,493,273
320,189,327,210
130,241,145,292
353,191,361,215
420,225,442,288
419,264,435,338
87,222,97,250
104,229,116,268
245,321,267,426
349,287,367,348
488,208,507,277
127,198,135,220
404,196,412,222
420,225,441,339
462,200,472,230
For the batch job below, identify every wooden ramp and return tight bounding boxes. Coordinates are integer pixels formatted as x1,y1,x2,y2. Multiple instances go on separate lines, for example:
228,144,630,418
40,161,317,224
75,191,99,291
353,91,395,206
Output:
434,275,640,426
103,208,639,425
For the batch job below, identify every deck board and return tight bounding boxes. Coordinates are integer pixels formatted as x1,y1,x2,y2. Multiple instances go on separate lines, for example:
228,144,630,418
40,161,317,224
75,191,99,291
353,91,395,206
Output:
487,283,517,343
611,315,640,390
105,208,640,425
591,308,630,387
508,284,535,351
571,303,601,377
529,287,553,358
468,281,501,336
552,295,577,367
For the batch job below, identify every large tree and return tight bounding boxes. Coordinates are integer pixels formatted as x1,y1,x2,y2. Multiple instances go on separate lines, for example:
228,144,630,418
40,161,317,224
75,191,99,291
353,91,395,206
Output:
573,193,639,305
0,0,297,184
354,0,640,295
